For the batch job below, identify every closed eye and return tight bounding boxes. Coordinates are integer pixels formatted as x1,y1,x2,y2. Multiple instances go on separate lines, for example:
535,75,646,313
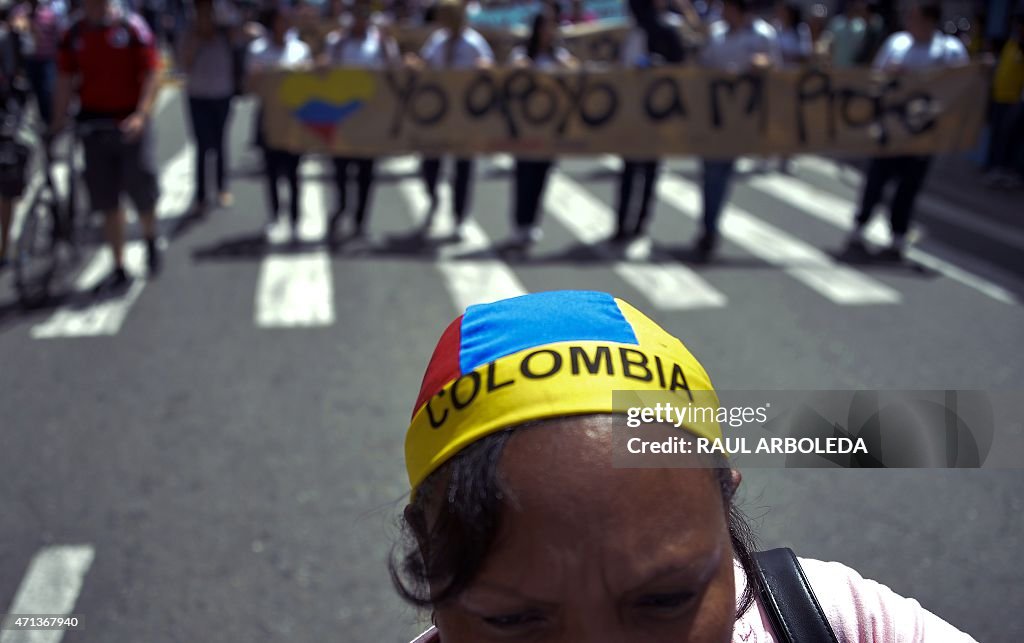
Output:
482,611,545,629
636,591,695,611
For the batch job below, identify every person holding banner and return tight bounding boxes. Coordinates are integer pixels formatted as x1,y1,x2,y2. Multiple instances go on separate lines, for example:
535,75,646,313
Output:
504,6,576,250
694,0,780,261
846,1,968,262
773,1,811,67
611,0,687,251
247,5,312,243
321,0,400,244
823,0,884,69
410,0,493,241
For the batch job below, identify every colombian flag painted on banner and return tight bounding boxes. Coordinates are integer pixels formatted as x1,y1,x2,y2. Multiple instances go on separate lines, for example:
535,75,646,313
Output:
405,291,722,490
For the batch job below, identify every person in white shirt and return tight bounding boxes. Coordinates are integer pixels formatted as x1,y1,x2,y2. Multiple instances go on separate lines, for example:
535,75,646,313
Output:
611,0,689,249
321,0,399,244
504,6,576,250
823,0,885,68
248,5,312,242
846,0,968,261
411,0,493,241
694,0,780,261
773,1,811,67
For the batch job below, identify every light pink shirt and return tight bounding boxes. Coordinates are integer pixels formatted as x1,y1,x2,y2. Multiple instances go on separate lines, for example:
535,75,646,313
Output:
408,558,977,642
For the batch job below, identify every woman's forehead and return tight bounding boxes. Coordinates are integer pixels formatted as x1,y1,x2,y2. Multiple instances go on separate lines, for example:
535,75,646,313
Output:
497,416,723,521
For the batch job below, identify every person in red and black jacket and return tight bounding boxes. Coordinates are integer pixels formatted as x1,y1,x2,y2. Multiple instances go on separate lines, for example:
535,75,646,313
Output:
51,0,162,290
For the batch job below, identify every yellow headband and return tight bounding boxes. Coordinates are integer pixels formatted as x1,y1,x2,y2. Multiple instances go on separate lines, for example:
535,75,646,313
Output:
405,291,722,490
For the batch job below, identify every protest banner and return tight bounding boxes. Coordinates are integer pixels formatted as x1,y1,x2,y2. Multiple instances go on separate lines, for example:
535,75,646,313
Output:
255,63,988,159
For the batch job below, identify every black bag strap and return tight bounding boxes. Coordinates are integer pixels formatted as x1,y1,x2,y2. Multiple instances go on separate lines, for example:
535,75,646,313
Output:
751,548,840,643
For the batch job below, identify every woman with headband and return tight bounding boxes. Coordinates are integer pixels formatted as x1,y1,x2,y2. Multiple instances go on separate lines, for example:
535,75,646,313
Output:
393,290,977,642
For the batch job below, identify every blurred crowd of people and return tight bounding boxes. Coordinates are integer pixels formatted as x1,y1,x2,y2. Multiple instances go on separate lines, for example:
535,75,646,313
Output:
0,0,1021,286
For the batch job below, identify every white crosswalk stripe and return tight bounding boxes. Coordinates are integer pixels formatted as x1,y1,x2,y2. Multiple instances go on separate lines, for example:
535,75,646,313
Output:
545,172,727,309
748,172,1019,305
31,144,195,339
254,161,335,327
1,545,94,643
791,155,1024,252
391,157,529,311
648,170,902,305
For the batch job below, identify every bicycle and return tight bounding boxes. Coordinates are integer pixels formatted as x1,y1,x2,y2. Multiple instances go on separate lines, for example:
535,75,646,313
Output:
10,119,110,308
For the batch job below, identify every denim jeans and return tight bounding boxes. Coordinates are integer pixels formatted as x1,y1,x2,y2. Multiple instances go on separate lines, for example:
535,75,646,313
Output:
701,159,736,237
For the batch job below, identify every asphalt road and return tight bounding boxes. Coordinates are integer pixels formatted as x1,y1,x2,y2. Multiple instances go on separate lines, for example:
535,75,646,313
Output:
1,88,1022,642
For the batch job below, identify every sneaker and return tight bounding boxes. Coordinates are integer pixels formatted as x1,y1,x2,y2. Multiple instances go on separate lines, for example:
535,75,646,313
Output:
93,266,131,294
507,226,541,248
844,237,869,256
415,197,439,237
983,169,1012,188
327,211,344,244
264,216,286,244
452,220,469,242
982,170,1000,187
877,245,904,262
146,238,162,275
624,235,652,262
346,227,371,251
693,233,717,261
1001,174,1023,189
607,229,632,245
985,169,1023,189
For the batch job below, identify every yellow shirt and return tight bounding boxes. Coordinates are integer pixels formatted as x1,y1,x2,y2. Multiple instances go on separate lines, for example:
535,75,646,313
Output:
993,39,1024,103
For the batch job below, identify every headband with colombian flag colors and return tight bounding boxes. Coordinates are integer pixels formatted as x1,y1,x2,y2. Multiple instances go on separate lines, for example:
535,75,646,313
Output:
405,291,722,491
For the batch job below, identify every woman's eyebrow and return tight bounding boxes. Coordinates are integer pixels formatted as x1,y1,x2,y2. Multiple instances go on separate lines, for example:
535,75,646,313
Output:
461,581,561,607
623,558,712,594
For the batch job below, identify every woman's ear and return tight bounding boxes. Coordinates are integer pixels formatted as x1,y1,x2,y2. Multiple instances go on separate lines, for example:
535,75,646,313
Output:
404,503,430,562
729,468,742,499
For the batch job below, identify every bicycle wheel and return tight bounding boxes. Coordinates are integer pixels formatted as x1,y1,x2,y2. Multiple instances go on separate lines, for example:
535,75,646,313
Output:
47,178,84,301
13,185,61,308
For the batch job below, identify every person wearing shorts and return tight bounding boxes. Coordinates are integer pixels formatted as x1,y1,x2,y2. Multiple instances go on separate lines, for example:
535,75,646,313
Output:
51,0,162,290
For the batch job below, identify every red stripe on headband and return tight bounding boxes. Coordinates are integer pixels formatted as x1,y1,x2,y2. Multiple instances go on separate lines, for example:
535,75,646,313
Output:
412,314,463,419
